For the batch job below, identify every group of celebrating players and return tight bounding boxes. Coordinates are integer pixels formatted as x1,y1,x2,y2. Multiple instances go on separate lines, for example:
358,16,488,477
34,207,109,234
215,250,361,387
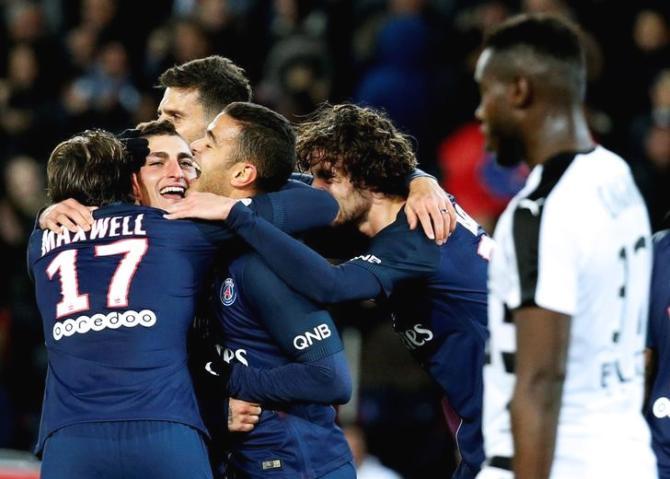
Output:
26,12,670,479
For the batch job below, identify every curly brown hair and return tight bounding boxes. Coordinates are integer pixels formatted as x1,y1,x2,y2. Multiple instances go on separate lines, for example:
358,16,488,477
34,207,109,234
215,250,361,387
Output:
296,104,417,196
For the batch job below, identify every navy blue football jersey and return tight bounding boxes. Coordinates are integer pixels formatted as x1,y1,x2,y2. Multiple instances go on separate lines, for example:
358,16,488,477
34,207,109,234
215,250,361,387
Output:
28,203,230,453
28,183,340,455
646,229,670,478
225,202,490,477
212,252,352,479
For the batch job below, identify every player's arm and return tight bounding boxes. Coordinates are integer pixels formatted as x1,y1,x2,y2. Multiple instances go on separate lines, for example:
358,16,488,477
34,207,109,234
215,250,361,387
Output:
511,306,570,479
225,203,439,303
291,168,457,244
165,181,339,235
226,255,352,405
506,196,583,479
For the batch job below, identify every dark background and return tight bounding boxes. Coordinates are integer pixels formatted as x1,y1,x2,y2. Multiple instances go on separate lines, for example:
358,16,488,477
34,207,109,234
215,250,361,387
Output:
0,0,668,477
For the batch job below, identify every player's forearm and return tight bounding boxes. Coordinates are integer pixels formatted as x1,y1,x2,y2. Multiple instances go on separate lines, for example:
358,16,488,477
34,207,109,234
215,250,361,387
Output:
227,204,382,303
257,182,339,233
511,375,563,479
227,351,352,405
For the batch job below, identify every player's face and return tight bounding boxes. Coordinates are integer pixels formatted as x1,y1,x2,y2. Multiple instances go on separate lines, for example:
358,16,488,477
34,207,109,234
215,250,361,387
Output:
131,134,197,209
157,87,209,144
190,113,242,196
311,164,372,226
475,48,523,167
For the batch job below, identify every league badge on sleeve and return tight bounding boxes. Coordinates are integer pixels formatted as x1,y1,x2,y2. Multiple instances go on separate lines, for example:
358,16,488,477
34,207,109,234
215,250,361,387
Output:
220,278,237,306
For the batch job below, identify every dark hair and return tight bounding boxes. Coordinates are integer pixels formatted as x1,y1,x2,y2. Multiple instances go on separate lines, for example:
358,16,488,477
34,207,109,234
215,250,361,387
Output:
158,56,252,117
296,104,417,196
47,130,132,206
483,14,586,100
224,102,296,193
136,119,179,138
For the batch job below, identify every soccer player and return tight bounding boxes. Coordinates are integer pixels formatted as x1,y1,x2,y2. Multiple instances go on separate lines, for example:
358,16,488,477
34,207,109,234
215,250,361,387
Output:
166,103,491,479
29,128,221,479
474,14,655,478
29,119,341,478
187,104,356,478
44,55,455,250
645,226,670,478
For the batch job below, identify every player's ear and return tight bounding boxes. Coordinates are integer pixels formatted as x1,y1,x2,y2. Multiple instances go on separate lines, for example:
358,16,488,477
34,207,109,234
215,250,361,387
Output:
231,162,257,188
130,173,142,204
510,75,532,109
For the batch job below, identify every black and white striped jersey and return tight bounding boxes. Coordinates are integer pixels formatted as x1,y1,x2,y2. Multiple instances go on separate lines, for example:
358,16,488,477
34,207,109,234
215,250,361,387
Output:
482,146,656,477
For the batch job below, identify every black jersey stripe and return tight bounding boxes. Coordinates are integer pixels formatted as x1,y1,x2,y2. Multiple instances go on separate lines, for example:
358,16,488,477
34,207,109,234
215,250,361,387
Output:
513,152,581,307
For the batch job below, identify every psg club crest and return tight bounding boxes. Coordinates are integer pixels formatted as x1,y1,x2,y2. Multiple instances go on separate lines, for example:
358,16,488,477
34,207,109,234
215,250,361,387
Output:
220,278,237,306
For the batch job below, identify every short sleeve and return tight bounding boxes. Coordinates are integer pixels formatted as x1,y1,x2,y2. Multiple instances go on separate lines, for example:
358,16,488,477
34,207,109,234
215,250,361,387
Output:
511,199,580,315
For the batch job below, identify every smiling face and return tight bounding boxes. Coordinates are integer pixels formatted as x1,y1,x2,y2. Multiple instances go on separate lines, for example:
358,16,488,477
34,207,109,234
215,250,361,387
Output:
475,48,523,167
157,87,209,144
190,112,244,196
131,134,197,209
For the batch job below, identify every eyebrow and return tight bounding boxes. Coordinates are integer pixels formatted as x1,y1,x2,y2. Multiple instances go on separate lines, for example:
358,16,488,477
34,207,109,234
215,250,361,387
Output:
147,151,194,160
206,129,218,146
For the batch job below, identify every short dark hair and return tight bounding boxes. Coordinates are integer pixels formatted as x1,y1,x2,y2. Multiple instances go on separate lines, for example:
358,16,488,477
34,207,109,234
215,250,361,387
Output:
158,56,252,117
135,119,179,138
223,102,296,193
47,130,132,206
296,104,417,196
483,14,586,100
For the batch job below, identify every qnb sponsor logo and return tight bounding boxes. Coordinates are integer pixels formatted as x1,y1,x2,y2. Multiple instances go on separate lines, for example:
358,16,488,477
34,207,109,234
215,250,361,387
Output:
221,347,249,367
351,254,381,264
398,323,434,350
52,309,157,341
293,324,332,350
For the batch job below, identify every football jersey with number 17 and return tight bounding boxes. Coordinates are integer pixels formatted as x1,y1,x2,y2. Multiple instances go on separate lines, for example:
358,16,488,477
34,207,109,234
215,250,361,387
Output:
28,203,232,454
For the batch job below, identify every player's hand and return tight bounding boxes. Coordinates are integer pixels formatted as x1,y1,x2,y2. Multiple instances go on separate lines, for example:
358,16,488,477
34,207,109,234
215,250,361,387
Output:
39,198,97,233
405,177,456,245
228,398,261,433
116,128,150,169
163,191,239,221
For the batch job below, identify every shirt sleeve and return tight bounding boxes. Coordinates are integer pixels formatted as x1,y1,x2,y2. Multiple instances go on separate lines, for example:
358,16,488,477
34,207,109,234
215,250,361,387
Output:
250,181,338,234
404,168,437,188
226,204,384,303
347,227,441,297
189,184,339,245
241,254,345,361
511,197,580,315
228,351,351,404
228,254,351,404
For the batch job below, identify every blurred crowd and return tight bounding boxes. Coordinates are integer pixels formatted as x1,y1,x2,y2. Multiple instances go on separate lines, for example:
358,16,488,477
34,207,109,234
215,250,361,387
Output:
0,0,667,477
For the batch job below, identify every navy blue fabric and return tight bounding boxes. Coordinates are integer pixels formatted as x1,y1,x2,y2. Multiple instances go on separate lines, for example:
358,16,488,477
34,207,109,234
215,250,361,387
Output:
646,229,670,479
211,252,352,478
229,351,351,405
40,420,212,479
28,184,338,457
226,204,489,478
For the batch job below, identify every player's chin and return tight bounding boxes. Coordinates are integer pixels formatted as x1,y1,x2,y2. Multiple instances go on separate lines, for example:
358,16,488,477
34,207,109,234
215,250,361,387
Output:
157,195,185,209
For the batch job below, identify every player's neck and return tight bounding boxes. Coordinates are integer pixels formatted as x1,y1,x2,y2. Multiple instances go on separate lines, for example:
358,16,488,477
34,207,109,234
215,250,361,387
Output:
227,186,258,200
359,196,404,237
524,106,594,168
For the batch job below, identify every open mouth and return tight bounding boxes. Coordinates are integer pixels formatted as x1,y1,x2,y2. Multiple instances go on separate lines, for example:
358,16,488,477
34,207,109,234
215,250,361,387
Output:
159,185,186,200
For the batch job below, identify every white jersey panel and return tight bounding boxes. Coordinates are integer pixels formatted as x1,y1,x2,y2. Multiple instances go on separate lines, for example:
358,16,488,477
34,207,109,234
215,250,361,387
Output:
483,146,656,477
